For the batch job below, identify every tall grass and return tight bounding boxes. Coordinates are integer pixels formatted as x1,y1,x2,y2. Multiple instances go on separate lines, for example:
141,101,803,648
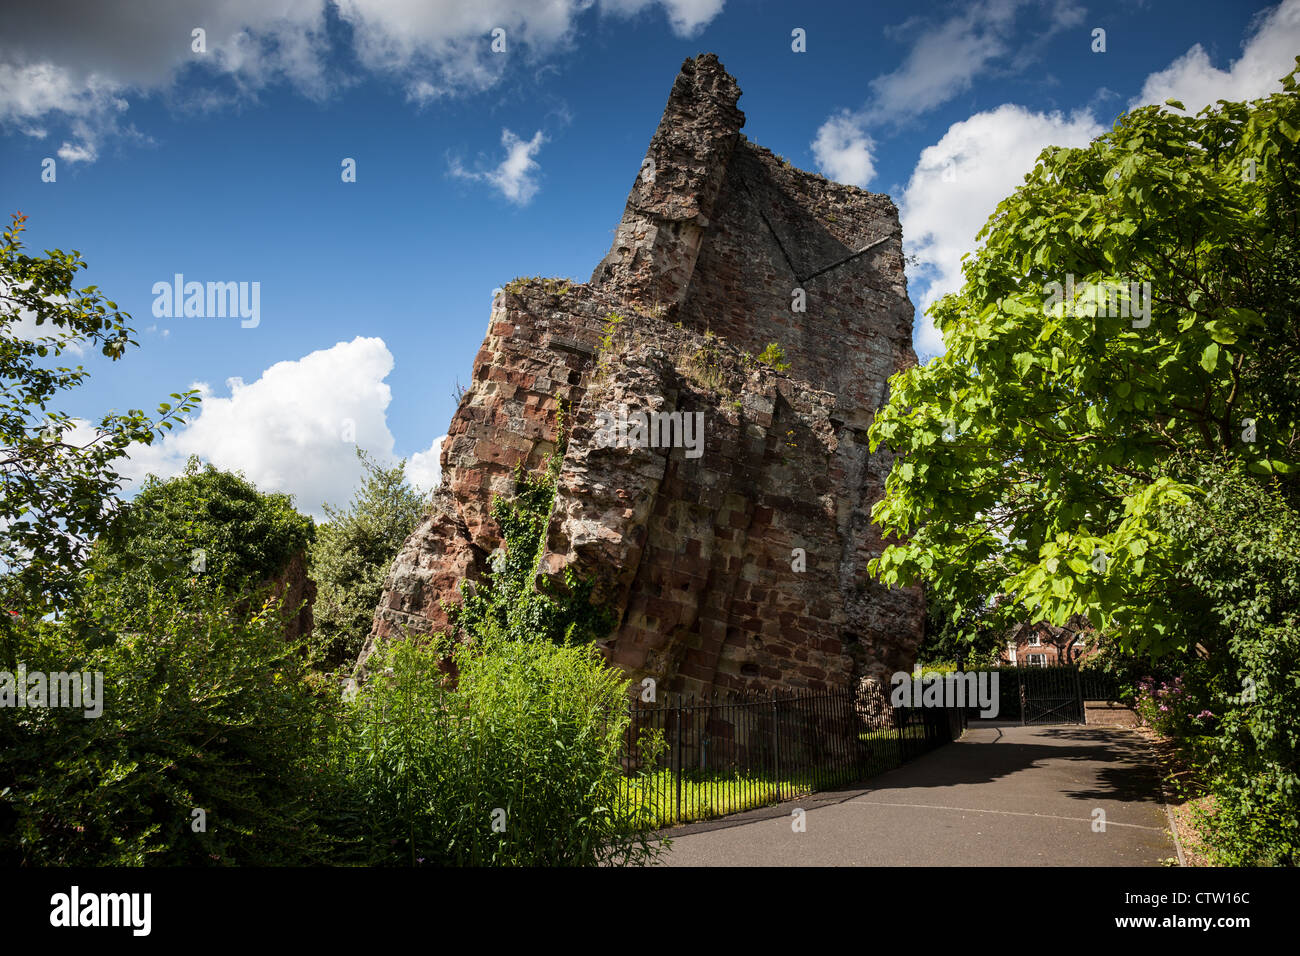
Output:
333,634,663,866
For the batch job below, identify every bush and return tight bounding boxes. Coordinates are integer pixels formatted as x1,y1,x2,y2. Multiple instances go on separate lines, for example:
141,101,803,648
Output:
0,583,339,865
83,459,315,621
1152,459,1300,865
334,633,661,866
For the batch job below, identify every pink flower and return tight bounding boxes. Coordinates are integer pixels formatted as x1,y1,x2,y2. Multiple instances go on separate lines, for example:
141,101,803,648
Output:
1159,704,1169,712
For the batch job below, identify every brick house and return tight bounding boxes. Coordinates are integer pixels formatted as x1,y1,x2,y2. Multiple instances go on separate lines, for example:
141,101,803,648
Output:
1000,617,1096,667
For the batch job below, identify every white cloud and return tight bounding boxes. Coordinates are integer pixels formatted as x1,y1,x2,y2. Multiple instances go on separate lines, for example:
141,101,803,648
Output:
405,435,445,496
118,336,439,519
601,0,725,37
899,104,1104,357
450,128,547,204
0,1,726,162
854,0,1083,126
811,111,876,187
55,139,96,163
1131,0,1300,111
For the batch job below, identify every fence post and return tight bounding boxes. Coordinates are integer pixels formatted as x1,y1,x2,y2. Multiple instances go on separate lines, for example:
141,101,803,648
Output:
771,696,781,802
675,696,683,824
1017,666,1026,726
1074,663,1085,725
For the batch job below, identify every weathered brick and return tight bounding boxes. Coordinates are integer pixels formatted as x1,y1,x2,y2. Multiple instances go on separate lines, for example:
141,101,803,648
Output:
362,54,925,697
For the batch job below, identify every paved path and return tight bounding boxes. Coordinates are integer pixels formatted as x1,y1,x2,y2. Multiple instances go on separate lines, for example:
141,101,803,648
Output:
656,723,1178,866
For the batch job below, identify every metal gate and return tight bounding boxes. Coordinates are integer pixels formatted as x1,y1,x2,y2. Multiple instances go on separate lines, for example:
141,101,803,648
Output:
1017,665,1084,724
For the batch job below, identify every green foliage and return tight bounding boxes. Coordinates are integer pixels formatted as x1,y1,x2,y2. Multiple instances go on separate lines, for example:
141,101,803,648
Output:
449,421,616,647
1152,460,1300,865
867,66,1300,865
869,63,1300,656
81,459,315,629
0,583,339,865
333,633,661,866
918,564,1007,666
756,342,791,372
1079,630,1171,702
599,311,624,352
309,449,425,670
0,213,199,633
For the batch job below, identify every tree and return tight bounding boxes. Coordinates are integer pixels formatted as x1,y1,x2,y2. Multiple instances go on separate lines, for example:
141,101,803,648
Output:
868,63,1300,657
308,448,425,670
1,582,340,866
918,565,1005,666
83,459,316,633
0,212,197,645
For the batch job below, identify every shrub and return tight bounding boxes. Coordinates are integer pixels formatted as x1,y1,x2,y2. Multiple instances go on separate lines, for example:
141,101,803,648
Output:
0,583,339,865
334,633,661,866
756,342,790,372
1152,459,1300,865
83,458,315,622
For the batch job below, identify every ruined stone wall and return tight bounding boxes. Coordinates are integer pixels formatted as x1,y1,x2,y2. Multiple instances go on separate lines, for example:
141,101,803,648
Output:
365,54,925,696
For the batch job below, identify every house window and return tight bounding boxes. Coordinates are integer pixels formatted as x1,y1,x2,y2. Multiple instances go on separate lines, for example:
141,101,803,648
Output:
1027,654,1047,667
1027,634,1041,646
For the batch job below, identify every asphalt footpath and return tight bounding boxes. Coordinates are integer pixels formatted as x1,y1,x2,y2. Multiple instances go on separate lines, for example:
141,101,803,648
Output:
655,722,1179,866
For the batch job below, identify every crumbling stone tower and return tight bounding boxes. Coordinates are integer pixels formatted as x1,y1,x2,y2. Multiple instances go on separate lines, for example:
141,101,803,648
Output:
365,54,924,697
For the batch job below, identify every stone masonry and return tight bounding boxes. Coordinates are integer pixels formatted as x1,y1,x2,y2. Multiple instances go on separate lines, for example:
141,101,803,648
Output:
364,54,925,697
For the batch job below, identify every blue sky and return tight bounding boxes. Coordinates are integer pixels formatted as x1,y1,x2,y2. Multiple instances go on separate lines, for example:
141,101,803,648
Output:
2,0,1296,517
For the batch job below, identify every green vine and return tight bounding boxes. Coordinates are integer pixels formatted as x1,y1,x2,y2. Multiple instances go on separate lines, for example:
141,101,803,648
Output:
446,401,617,646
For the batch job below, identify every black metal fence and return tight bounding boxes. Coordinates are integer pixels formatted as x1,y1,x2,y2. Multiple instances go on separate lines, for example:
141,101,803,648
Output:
974,664,1125,725
611,683,967,827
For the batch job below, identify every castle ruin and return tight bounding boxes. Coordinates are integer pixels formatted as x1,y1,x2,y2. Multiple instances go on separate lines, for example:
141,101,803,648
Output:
364,54,925,698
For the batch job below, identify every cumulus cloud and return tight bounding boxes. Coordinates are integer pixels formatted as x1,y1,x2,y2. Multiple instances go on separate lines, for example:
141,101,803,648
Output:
450,128,547,204
1131,0,1300,111
811,111,876,187
0,1,726,161
118,336,439,519
899,104,1104,357
404,435,445,497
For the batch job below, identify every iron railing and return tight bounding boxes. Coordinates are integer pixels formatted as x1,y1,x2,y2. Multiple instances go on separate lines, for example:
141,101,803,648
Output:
610,683,967,827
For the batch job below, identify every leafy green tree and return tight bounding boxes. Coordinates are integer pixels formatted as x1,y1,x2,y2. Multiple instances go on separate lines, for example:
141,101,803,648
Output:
309,448,425,670
869,63,1300,656
0,582,340,865
83,459,315,633
918,565,1006,666
0,213,197,645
